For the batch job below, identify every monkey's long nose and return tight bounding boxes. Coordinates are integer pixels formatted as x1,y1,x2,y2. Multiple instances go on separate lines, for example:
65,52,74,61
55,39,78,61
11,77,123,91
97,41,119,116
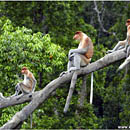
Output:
73,35,76,39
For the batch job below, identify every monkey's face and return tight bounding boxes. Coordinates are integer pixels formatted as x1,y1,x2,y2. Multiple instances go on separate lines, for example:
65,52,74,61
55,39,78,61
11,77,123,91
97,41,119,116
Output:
21,67,28,75
127,25,130,30
127,25,130,38
73,31,82,41
126,19,130,26
73,34,80,41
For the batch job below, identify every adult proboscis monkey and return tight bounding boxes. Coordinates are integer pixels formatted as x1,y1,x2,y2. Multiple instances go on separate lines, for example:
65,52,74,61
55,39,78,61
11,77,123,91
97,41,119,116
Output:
60,31,94,113
107,19,130,53
118,25,130,70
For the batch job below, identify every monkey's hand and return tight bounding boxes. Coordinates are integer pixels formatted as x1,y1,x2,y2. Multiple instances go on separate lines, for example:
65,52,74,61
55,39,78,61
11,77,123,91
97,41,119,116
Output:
69,53,75,61
124,45,128,53
68,49,75,57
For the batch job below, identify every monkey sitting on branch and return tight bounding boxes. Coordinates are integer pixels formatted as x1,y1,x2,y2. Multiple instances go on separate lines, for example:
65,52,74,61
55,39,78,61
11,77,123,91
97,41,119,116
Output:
12,67,37,100
118,25,130,71
107,19,130,72
0,67,36,101
60,31,94,113
107,19,130,53
13,67,37,128
0,67,36,128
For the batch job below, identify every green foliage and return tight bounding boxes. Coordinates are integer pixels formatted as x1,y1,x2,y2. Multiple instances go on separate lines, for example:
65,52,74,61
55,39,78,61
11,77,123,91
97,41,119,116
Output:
0,18,66,95
28,102,98,129
0,104,27,126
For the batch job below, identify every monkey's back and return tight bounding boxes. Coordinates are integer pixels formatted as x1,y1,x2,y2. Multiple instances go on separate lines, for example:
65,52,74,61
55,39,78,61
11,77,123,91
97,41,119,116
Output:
84,37,94,59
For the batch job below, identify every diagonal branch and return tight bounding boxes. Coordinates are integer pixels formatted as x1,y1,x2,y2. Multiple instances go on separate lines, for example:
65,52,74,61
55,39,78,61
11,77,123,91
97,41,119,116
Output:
0,48,126,129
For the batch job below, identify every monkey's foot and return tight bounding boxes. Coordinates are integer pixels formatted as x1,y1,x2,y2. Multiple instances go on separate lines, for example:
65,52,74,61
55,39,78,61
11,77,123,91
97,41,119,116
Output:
16,94,32,100
0,93,6,100
106,50,114,54
59,71,67,77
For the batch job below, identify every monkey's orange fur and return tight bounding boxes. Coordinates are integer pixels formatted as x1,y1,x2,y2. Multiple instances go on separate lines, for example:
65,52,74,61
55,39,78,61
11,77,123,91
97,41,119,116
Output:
73,31,94,61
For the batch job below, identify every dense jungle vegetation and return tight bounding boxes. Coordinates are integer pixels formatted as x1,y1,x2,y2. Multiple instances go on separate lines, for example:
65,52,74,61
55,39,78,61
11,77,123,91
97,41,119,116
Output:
0,1,130,129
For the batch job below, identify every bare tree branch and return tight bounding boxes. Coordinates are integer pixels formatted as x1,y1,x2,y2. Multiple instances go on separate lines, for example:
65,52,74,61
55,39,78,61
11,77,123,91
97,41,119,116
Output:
93,0,118,40
77,75,87,108
0,48,126,129
64,71,78,113
0,92,39,109
93,1,109,33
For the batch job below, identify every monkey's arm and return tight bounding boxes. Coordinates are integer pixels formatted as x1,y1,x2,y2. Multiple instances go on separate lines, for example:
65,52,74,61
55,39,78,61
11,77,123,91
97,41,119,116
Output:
118,55,130,71
107,40,126,53
32,78,37,92
69,46,90,57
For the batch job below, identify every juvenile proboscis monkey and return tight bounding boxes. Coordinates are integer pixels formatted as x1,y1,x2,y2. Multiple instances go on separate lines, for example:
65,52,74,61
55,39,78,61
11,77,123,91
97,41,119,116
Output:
60,31,94,113
14,67,36,98
107,19,130,53
13,67,36,128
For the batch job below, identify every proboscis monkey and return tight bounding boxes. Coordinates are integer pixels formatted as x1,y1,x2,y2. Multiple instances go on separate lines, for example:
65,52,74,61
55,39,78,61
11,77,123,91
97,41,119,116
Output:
13,67,36,128
68,31,93,71
107,19,130,53
118,25,130,71
60,31,94,113
14,67,36,98
124,25,130,57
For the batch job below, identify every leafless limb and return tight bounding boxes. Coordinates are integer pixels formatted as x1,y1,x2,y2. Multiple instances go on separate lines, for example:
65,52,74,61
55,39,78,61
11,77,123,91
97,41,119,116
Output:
77,75,87,108
63,71,78,113
93,1,109,33
93,0,118,40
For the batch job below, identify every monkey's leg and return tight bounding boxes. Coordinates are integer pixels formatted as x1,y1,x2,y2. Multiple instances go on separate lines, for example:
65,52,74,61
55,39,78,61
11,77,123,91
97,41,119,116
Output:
67,57,74,70
15,84,21,96
59,58,74,77
107,42,125,53
16,83,28,100
126,45,130,57
10,84,21,98
64,72,78,113
68,54,81,72
118,55,130,71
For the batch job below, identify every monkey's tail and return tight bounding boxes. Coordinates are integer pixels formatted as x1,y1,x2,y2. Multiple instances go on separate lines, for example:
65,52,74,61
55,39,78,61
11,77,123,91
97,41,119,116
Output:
90,72,93,104
30,113,33,128
118,56,130,71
